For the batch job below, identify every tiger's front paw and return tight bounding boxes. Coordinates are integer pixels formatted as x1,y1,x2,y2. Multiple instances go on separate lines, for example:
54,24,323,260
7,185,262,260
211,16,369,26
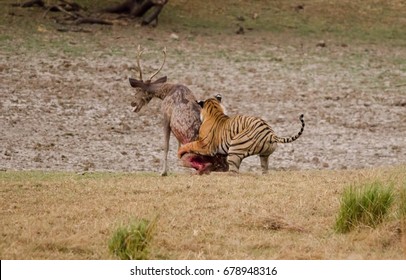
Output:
178,145,190,158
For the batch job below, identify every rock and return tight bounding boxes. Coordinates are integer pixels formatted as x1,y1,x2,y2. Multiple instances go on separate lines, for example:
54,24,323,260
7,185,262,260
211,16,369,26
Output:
236,26,245,35
170,33,179,40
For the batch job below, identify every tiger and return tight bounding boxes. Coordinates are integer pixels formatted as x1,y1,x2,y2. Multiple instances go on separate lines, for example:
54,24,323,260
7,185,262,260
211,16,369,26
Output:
177,94,305,173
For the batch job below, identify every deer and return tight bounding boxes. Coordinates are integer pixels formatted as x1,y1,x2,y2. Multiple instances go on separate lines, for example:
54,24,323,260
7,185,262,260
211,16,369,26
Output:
128,46,228,176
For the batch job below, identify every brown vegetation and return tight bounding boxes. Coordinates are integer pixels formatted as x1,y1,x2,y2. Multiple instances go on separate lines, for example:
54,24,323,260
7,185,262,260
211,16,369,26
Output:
1,166,405,259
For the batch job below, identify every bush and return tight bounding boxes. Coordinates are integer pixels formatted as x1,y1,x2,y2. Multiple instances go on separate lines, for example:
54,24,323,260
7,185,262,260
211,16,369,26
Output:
108,217,157,260
400,186,406,252
400,186,406,220
335,182,394,233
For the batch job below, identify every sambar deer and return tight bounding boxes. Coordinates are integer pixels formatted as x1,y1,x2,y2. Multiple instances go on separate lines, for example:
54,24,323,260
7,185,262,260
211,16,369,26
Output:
128,45,228,176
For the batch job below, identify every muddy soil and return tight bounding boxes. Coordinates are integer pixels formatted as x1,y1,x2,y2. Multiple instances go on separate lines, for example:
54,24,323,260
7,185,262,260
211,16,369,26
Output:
1,24,405,174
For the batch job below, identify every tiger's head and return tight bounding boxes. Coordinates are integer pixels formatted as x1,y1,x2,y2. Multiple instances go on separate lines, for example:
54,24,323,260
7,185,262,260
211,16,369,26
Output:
197,94,227,122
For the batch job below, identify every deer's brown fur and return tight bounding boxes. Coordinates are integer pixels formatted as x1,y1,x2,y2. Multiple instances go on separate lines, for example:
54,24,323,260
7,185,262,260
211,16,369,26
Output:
129,46,227,175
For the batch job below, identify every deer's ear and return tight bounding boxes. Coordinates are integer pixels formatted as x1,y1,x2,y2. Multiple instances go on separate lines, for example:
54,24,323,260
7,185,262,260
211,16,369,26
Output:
152,76,167,84
214,94,222,102
129,78,149,91
129,78,142,88
197,100,205,108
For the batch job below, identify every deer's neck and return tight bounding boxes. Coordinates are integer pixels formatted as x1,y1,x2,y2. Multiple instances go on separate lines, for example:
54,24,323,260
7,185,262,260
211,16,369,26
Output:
151,83,175,100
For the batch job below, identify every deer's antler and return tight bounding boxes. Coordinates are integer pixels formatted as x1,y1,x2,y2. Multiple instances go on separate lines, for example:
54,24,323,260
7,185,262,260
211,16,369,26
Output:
149,47,167,81
136,45,144,80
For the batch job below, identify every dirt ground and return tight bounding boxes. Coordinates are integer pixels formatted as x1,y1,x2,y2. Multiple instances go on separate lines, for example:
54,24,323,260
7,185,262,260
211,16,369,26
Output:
1,9,405,174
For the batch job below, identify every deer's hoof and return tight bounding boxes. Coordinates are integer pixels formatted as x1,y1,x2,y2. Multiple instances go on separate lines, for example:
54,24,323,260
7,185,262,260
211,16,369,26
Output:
160,171,168,177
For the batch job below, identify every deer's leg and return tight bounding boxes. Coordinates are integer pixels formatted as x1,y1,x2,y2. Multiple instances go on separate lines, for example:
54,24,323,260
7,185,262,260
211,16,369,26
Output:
161,120,171,176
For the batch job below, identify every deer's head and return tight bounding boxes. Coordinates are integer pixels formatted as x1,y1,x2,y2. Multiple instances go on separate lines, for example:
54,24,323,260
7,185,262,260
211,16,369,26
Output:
129,45,167,113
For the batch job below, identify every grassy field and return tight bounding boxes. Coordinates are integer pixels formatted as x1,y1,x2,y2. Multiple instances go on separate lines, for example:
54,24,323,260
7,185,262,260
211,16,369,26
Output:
2,0,406,50
1,166,406,259
1,0,405,260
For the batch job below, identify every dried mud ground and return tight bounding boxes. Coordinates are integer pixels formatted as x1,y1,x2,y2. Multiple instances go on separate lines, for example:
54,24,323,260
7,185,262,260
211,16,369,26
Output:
1,22,405,174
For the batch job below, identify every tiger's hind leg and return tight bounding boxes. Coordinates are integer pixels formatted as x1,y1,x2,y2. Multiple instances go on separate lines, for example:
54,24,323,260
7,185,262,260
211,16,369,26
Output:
259,155,269,174
226,129,257,173
259,143,277,174
226,153,245,173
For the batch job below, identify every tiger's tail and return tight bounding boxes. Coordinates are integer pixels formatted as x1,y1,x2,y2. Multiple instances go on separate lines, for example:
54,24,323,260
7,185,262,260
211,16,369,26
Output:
273,114,305,143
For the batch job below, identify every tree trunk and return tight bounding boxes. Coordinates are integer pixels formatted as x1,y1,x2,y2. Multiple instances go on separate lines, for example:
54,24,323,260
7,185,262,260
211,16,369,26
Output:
141,4,164,26
104,0,168,26
130,0,153,17
103,0,142,14
12,0,44,7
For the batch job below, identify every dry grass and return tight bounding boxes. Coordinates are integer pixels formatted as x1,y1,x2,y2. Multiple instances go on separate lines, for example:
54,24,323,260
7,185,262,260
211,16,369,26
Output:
1,165,405,260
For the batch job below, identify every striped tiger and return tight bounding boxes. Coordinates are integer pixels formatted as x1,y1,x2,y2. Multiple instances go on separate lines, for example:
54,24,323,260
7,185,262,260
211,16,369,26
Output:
178,94,305,173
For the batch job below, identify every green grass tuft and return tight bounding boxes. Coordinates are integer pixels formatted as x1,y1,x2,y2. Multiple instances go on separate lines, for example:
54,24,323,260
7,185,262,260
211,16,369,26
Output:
335,181,394,233
108,217,158,260
400,186,406,219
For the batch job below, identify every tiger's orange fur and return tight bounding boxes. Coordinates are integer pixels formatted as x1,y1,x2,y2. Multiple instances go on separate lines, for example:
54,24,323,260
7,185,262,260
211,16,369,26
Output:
178,96,305,173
